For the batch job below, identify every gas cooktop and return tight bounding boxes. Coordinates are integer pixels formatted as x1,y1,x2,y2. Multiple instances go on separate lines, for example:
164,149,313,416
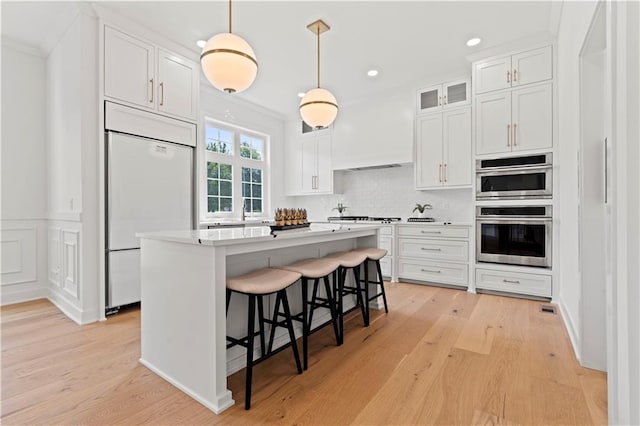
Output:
327,216,402,222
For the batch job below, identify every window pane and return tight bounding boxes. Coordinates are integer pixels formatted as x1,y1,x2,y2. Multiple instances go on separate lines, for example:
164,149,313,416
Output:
252,184,262,198
207,162,218,178
242,167,251,182
244,198,251,212
252,199,262,213
220,197,233,212
220,180,232,196
251,169,262,183
240,141,251,159
219,163,232,180
207,180,218,196
220,130,233,143
207,197,219,213
242,182,251,197
252,139,264,160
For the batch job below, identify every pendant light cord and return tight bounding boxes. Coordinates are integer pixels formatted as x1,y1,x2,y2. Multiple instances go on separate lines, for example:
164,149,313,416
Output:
228,0,232,33
317,26,320,88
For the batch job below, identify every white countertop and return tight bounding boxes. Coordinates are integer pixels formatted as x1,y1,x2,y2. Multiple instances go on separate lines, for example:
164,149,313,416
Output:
138,223,382,246
313,219,472,226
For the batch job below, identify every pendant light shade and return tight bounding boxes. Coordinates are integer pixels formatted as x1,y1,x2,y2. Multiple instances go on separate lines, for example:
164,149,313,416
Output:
200,0,258,94
300,88,338,129
299,19,338,129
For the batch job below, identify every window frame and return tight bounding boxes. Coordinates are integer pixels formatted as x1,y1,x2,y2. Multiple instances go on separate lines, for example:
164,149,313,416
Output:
201,117,270,220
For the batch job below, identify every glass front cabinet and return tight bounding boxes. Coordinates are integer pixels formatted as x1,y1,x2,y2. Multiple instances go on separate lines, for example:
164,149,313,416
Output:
416,78,471,114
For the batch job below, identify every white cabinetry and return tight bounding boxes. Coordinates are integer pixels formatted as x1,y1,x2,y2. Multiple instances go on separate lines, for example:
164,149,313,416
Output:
294,132,334,195
397,224,470,288
475,267,552,298
474,46,552,95
415,107,471,189
416,79,470,114
104,26,199,121
476,83,552,155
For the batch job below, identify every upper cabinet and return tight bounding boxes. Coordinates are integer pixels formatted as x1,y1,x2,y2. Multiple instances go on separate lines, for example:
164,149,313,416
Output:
476,83,552,155
474,46,552,95
416,79,470,114
415,107,472,189
104,26,199,122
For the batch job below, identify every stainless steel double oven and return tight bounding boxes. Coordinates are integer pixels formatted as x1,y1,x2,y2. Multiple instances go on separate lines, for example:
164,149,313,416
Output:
476,153,553,268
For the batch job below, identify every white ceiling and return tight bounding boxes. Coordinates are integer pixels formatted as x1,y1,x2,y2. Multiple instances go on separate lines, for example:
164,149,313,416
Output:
1,1,555,117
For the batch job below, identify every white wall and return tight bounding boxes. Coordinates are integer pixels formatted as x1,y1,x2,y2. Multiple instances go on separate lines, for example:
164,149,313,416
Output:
555,0,599,363
0,41,49,303
291,165,473,222
198,85,286,221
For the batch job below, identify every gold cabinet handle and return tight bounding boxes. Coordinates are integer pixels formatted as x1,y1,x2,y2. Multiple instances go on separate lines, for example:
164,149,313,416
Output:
513,123,517,146
421,269,441,274
443,95,447,105
438,96,442,106
507,70,511,83
513,69,518,82
159,82,164,106
444,163,447,182
439,164,442,182
507,124,511,146
149,79,154,103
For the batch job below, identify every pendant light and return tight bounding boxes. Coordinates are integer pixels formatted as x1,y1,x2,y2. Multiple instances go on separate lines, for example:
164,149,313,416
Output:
299,19,338,129
200,0,258,94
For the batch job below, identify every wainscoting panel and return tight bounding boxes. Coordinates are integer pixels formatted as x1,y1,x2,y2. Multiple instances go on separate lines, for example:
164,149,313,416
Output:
62,230,80,299
0,227,37,285
48,228,61,287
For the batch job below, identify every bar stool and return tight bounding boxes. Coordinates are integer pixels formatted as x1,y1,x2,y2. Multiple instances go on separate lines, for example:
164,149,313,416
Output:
325,250,369,339
226,268,303,410
351,247,389,315
277,258,342,370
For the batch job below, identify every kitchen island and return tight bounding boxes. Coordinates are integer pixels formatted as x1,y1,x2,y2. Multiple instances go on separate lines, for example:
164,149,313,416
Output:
137,223,381,414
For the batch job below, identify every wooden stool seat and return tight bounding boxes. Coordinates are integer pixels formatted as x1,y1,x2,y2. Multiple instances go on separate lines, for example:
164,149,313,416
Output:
277,258,341,278
352,247,387,261
227,268,301,294
326,251,368,268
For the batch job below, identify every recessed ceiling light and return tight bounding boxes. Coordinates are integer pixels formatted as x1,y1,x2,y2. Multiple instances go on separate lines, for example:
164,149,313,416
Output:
367,69,379,77
297,92,306,98
196,39,207,48
466,37,482,47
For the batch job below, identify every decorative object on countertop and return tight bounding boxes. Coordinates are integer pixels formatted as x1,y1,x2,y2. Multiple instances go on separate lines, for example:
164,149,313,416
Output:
332,203,348,217
272,208,309,231
200,0,258,94
412,202,433,218
299,19,339,129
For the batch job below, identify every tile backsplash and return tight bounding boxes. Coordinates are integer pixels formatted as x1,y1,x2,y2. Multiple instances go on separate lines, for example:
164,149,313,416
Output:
287,164,473,222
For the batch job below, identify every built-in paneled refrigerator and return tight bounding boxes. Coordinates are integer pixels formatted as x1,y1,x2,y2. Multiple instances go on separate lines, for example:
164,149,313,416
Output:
106,131,193,311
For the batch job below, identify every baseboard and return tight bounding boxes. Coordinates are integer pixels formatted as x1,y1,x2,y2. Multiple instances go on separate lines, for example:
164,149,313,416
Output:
47,287,83,325
0,285,48,306
557,298,581,364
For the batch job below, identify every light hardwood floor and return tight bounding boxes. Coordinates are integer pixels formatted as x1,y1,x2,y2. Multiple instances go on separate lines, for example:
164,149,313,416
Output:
1,283,607,425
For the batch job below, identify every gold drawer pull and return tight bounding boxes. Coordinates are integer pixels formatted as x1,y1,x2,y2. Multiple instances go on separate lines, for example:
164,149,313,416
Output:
421,247,442,251
503,279,521,284
420,230,441,234
421,269,441,274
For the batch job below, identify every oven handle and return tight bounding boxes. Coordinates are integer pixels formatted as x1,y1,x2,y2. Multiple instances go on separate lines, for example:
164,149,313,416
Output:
476,217,552,223
476,165,552,175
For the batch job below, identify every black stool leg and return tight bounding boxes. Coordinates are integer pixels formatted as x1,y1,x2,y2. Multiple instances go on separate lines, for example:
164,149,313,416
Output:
375,259,389,313
363,261,370,326
280,290,303,374
307,278,320,330
338,267,345,345
324,275,341,345
301,277,309,370
245,294,256,410
352,266,368,326
226,289,231,313
267,291,282,354
257,296,266,356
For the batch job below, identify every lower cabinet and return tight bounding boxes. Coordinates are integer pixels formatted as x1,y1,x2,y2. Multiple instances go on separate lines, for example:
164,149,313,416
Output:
397,224,470,288
475,267,552,298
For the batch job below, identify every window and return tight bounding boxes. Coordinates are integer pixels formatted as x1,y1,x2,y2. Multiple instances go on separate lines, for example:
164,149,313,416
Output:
203,119,269,217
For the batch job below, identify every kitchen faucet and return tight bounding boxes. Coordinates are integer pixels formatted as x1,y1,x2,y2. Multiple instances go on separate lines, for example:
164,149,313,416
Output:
241,198,247,221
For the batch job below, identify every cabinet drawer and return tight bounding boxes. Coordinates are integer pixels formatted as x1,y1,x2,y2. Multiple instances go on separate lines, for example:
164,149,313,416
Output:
379,257,392,278
379,236,393,255
398,225,469,239
399,259,468,287
475,268,551,298
398,238,468,262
